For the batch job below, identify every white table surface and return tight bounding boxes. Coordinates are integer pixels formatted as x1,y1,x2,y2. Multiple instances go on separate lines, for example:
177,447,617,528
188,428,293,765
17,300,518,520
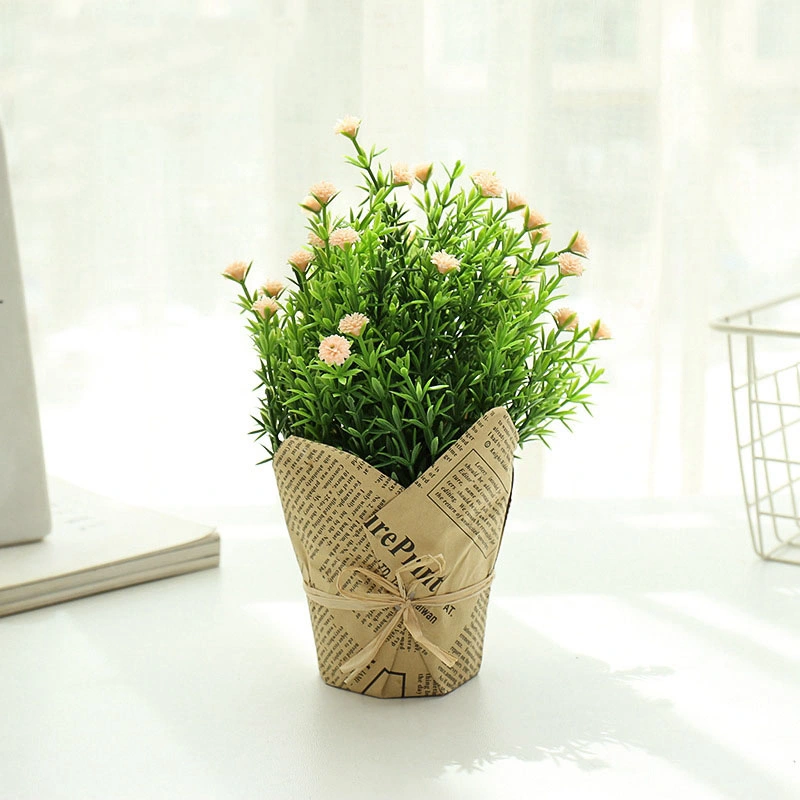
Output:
2,495,800,800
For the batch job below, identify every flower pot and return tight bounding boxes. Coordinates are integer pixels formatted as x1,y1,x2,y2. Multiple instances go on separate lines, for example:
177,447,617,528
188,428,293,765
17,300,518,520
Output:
273,407,517,698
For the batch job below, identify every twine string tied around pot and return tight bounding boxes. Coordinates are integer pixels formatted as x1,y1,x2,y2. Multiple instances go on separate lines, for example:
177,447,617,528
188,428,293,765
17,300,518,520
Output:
303,554,494,683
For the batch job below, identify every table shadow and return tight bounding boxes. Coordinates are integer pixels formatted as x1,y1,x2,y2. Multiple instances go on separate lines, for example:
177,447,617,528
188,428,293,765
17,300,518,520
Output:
302,604,797,799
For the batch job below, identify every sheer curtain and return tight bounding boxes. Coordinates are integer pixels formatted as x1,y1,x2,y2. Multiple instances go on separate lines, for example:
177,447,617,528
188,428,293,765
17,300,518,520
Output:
1,0,799,509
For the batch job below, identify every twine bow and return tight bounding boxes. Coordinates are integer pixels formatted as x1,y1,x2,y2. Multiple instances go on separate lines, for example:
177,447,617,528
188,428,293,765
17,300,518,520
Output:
303,554,494,684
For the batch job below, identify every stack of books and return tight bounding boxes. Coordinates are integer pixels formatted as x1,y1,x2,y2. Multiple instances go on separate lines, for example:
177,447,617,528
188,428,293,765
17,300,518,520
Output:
0,479,220,617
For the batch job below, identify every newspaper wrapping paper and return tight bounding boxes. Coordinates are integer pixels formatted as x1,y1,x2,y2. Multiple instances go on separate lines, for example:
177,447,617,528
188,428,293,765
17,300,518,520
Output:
272,406,518,698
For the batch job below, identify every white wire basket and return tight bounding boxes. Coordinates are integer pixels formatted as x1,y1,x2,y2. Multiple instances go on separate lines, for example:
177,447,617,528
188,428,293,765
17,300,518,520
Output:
712,292,800,565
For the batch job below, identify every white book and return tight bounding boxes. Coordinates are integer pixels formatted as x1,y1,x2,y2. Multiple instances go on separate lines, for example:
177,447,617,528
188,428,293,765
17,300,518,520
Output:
0,121,50,546
0,478,219,617
0,122,220,616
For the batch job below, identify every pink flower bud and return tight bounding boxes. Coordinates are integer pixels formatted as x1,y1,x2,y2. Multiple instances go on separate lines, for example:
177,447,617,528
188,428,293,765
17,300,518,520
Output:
288,249,313,272
471,169,503,198
557,253,585,277
506,191,527,212
261,279,284,297
318,334,351,366
392,162,414,187
413,162,433,184
328,227,360,249
222,260,249,282
308,181,338,206
590,320,612,340
301,195,322,213
222,261,250,283
338,312,369,337
530,227,550,245
333,116,361,138
307,231,325,248
524,208,548,231
553,307,579,330
252,296,278,319
571,232,590,257
431,250,460,274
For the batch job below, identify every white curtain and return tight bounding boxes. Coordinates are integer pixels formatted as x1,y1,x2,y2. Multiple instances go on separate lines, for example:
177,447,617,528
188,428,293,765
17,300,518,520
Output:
2,0,799,509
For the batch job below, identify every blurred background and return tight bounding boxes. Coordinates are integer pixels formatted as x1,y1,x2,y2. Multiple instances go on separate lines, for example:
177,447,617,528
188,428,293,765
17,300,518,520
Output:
2,0,799,511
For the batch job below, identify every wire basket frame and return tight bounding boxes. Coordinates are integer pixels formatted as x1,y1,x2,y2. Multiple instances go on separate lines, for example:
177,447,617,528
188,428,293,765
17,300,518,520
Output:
711,292,800,565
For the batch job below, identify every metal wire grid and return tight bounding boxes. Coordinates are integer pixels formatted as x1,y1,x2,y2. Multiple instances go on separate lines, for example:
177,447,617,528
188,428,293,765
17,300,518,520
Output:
711,292,800,565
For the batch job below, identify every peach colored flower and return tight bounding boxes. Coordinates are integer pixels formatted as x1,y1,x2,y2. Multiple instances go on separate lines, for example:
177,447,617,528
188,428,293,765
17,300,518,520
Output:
329,227,360,249
338,312,369,337
471,169,503,198
318,334,351,366
530,227,550,244
307,231,325,248
288,249,313,272
524,208,548,230
506,191,527,212
261,279,284,297
308,181,338,206
431,250,460,274
553,307,579,330
301,195,322,213
590,320,612,340
558,253,585,277
222,260,249,281
253,296,278,319
414,162,433,184
571,232,589,257
333,115,361,138
392,162,413,186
